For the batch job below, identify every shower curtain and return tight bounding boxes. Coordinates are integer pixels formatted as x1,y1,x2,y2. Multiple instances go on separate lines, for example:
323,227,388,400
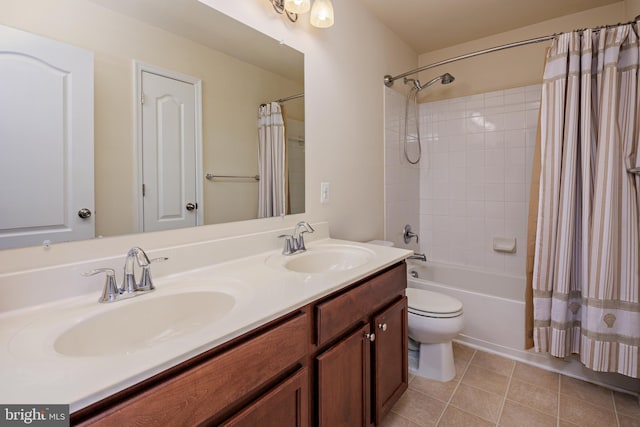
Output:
258,102,287,218
532,24,640,378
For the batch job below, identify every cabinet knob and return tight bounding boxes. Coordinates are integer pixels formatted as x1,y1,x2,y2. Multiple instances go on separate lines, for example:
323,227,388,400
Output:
378,323,387,331
364,332,376,342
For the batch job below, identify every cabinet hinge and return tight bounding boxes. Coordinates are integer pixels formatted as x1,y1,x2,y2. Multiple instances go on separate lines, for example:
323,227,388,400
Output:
142,184,146,197
141,93,145,104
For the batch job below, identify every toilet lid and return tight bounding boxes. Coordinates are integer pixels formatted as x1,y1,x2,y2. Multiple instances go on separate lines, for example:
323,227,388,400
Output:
406,288,463,317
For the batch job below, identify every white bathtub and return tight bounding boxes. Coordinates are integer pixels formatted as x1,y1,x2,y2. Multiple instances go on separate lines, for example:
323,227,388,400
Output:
406,260,526,351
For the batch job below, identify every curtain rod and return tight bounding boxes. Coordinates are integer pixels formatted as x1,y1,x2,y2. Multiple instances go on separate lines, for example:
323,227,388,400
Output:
383,17,640,87
260,93,304,107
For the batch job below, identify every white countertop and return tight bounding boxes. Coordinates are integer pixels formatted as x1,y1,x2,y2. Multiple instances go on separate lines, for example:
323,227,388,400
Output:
0,238,411,412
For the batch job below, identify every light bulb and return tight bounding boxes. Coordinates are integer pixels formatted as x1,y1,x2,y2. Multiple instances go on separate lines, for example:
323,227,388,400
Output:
310,0,334,28
284,0,311,14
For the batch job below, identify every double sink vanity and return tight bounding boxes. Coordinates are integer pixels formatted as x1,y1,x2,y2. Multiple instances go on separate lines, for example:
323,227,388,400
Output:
0,222,412,426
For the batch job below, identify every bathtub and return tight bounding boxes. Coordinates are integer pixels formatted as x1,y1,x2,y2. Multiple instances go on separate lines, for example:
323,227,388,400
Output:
406,260,526,351
406,261,640,394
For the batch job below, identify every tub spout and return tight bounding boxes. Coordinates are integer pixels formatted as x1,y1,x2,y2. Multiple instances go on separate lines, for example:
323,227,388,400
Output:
408,253,427,262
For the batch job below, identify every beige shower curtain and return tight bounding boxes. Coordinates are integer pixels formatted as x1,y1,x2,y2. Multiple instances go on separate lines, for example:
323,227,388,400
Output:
532,25,640,378
258,102,287,218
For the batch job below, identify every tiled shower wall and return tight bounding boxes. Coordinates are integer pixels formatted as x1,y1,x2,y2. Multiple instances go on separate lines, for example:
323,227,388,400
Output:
384,84,540,276
384,88,420,250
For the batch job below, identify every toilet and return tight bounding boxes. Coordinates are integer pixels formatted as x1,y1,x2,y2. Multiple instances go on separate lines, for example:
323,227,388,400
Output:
405,287,464,381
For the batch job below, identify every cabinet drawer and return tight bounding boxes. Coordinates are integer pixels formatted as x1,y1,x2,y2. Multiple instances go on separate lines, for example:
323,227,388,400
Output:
221,367,309,427
80,312,309,427
316,263,406,347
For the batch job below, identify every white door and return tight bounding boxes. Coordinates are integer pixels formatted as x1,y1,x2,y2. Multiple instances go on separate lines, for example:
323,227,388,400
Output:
0,25,94,249
140,70,200,232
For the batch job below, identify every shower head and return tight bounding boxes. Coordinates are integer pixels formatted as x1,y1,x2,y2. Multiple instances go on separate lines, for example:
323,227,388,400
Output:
441,73,455,84
421,72,456,90
403,73,455,92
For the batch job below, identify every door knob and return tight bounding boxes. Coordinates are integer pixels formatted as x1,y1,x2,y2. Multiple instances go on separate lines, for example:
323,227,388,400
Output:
378,323,387,331
364,332,376,342
78,208,92,219
186,203,197,211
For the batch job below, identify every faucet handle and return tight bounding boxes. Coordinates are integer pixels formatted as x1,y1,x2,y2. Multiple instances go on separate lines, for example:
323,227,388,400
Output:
83,268,120,303
278,234,295,255
135,256,168,293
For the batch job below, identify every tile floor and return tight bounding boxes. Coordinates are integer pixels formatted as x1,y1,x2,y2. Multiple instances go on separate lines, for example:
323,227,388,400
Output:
381,342,640,427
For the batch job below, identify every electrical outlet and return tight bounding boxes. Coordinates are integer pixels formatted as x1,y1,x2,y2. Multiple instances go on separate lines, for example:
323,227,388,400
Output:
320,182,330,204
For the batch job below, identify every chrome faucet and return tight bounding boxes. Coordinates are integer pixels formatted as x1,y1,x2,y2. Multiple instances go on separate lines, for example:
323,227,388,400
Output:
408,253,427,262
279,221,315,255
83,247,168,303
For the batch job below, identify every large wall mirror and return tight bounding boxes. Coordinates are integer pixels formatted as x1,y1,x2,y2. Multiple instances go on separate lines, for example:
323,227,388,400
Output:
0,0,304,250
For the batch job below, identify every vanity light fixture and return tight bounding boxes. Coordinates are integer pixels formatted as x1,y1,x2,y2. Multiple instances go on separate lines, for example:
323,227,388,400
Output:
269,0,334,28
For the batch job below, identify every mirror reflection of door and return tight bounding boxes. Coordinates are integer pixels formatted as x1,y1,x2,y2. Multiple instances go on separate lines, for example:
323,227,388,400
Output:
137,65,203,232
0,25,94,249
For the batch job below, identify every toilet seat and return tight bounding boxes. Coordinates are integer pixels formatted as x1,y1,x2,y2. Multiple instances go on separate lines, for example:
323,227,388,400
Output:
406,288,463,319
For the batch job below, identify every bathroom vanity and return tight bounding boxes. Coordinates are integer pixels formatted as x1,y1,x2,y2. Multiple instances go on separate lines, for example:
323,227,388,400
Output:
0,224,411,427
71,262,408,426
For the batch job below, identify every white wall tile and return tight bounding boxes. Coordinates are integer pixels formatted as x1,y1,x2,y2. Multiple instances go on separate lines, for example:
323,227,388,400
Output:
384,84,537,276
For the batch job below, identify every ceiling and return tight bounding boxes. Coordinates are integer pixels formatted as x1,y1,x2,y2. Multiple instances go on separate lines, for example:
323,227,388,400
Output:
359,0,623,54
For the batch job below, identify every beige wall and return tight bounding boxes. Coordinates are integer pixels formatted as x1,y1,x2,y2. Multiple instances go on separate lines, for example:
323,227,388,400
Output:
626,0,640,17
1,0,303,236
415,3,629,102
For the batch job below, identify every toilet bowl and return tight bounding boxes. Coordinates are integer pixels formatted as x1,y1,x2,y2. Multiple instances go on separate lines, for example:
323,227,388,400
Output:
405,287,464,381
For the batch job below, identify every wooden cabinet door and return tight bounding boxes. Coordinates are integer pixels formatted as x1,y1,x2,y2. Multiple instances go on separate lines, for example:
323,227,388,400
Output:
373,297,408,424
221,368,309,427
317,324,371,427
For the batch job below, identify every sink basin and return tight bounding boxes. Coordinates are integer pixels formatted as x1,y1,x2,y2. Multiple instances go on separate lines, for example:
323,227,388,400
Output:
282,246,374,273
54,291,235,357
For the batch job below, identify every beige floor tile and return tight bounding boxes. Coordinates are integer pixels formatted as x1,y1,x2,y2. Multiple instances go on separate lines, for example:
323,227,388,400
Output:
409,375,458,403
461,364,510,396
512,362,559,391
453,356,471,381
470,350,515,377
449,383,503,423
619,414,640,427
559,394,617,427
507,377,558,416
452,342,475,363
437,405,495,427
560,376,614,411
379,411,423,427
615,392,640,419
498,400,557,427
391,389,446,427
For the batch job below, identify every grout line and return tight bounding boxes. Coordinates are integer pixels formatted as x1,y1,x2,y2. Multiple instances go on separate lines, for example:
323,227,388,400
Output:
495,360,516,426
433,347,476,426
611,390,621,427
557,375,562,427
